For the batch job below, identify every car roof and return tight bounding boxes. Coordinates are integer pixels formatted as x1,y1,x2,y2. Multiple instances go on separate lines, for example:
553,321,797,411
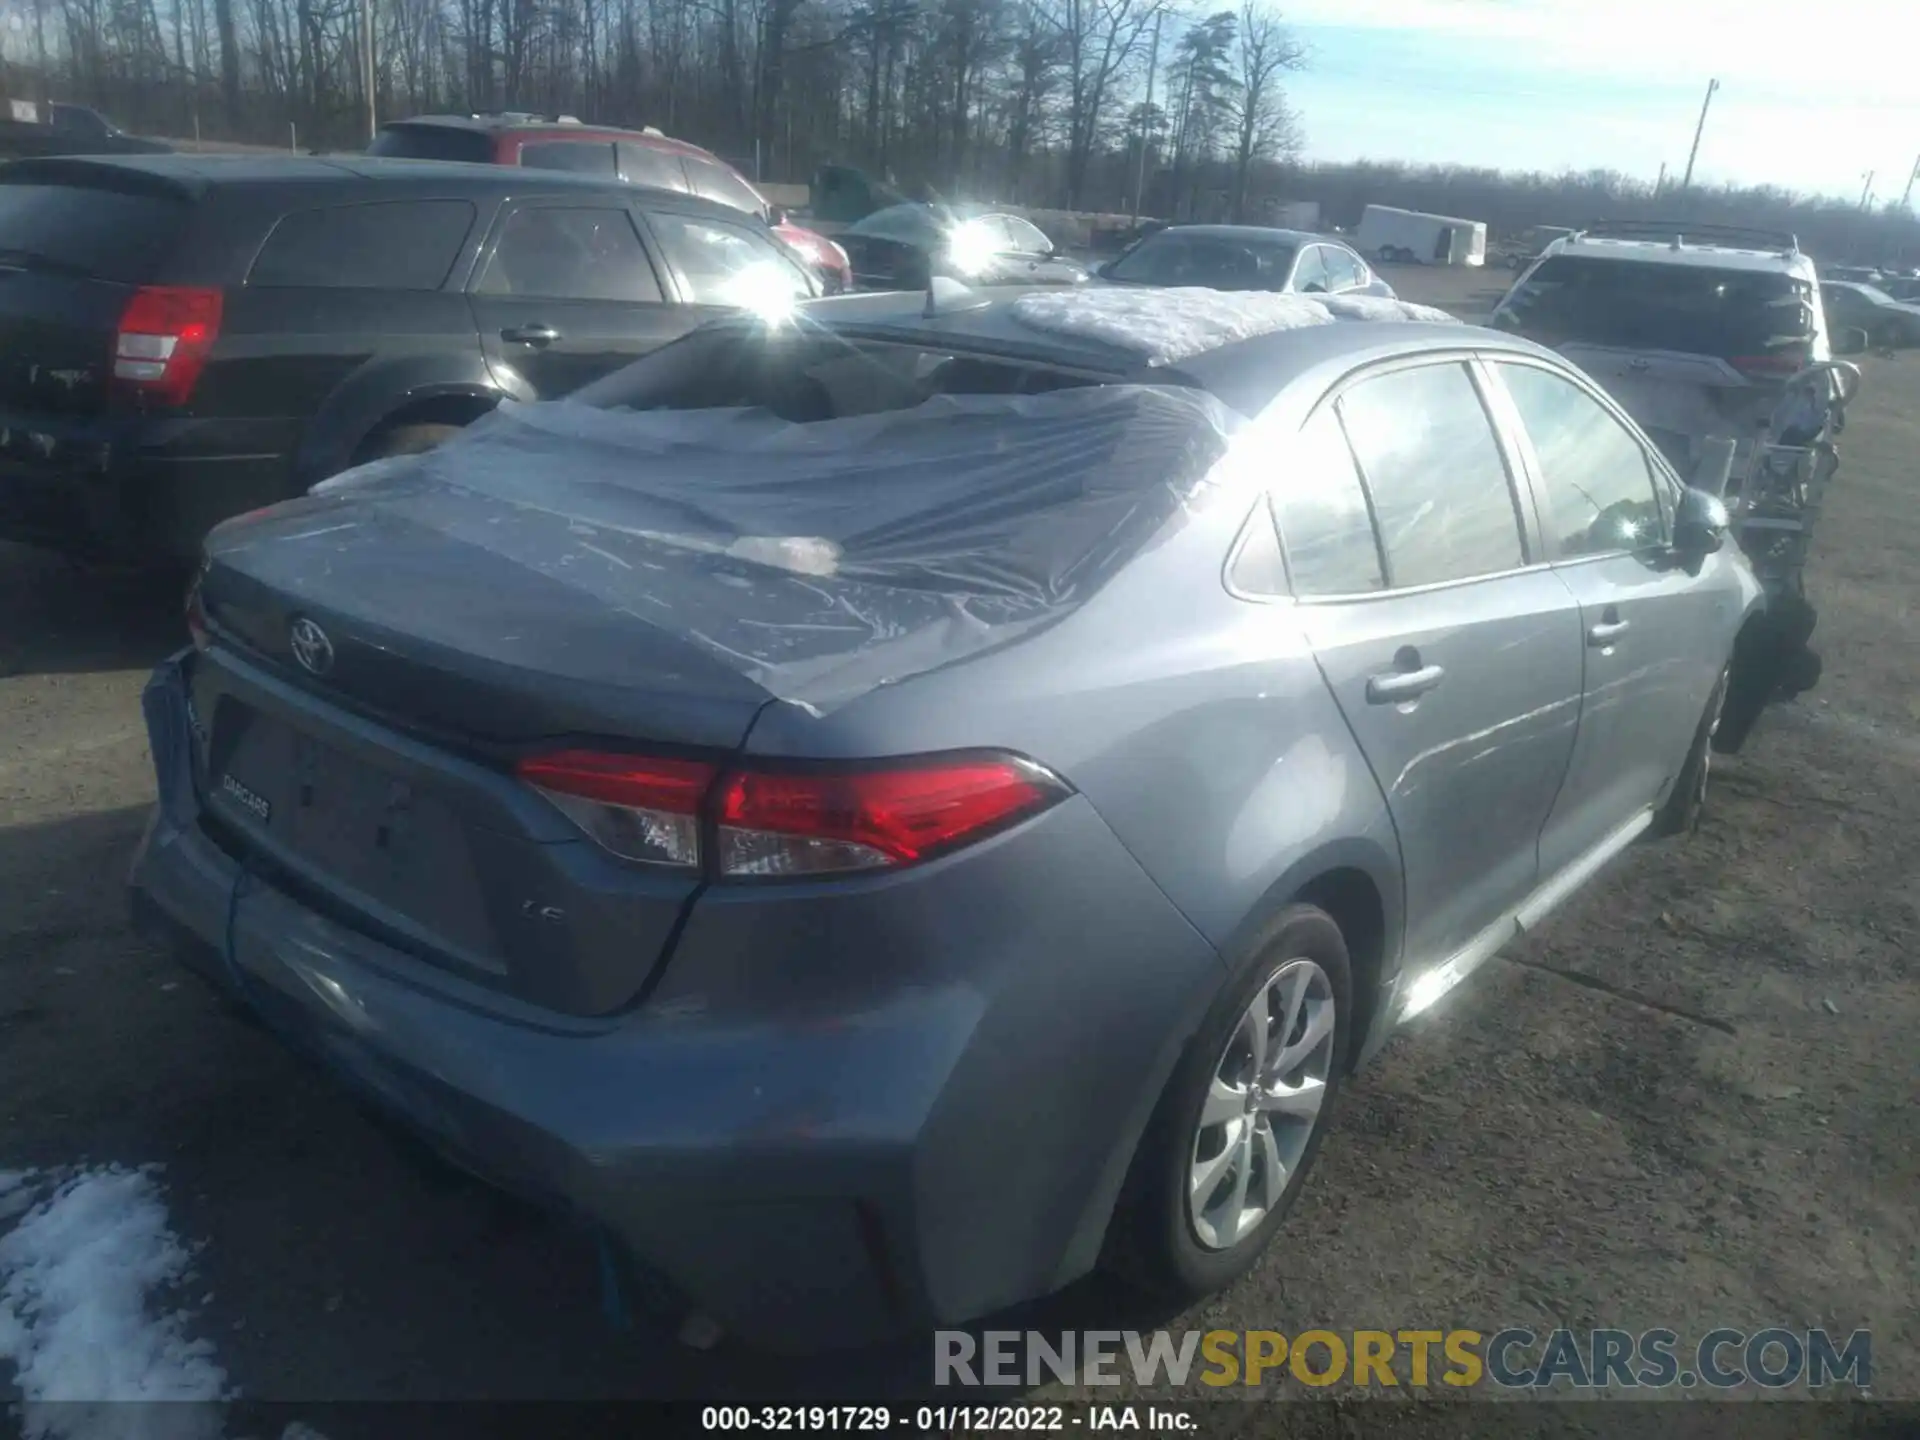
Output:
794,287,1542,417
385,114,706,152
1542,233,1815,278
0,152,747,214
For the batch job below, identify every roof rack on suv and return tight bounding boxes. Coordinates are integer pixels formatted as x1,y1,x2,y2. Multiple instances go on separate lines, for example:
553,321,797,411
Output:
1574,219,1800,254
468,110,583,124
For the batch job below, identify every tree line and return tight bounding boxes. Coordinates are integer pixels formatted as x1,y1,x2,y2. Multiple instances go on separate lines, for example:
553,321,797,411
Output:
4,0,1918,259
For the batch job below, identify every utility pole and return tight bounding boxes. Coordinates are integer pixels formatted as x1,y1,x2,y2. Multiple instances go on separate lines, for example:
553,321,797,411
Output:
1859,170,1875,211
1680,78,1719,192
32,0,48,115
1130,7,1164,226
1655,162,1667,199
1900,152,1920,211
361,0,376,142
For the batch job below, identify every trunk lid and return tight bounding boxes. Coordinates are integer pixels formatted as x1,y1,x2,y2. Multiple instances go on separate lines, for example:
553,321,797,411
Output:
0,167,193,416
194,488,774,1017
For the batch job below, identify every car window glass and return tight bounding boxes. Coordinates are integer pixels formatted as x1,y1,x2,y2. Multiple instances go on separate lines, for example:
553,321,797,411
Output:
1272,407,1384,595
1104,231,1295,290
618,142,691,192
249,201,476,290
681,156,766,216
1292,247,1331,293
520,141,617,175
1497,363,1665,557
648,212,810,306
366,124,495,163
1337,363,1526,586
1325,247,1365,290
1002,216,1050,254
476,206,661,302
1228,494,1291,594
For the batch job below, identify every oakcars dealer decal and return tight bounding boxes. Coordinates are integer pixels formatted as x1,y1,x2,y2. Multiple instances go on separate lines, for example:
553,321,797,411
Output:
220,774,271,822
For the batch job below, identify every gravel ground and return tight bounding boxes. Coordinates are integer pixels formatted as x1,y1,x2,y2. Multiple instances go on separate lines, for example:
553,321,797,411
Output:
1,265,1913,1427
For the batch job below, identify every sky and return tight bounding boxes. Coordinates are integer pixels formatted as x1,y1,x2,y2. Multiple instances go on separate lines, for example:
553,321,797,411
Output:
1271,0,1919,203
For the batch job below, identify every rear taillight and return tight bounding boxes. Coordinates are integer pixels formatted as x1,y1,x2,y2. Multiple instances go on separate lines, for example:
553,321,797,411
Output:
114,286,223,406
516,750,716,868
1730,348,1807,380
515,749,1069,878
184,573,210,652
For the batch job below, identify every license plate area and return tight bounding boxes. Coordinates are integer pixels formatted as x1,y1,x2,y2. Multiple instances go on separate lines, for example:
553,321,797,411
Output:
205,700,507,973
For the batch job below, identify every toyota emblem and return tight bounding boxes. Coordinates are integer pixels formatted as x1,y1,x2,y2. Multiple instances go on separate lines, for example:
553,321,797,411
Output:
289,617,335,676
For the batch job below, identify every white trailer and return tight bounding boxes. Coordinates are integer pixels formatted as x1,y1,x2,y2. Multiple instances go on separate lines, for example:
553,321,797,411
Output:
1355,204,1488,266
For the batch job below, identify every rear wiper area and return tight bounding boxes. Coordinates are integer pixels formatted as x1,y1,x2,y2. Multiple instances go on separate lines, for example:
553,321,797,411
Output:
0,248,96,279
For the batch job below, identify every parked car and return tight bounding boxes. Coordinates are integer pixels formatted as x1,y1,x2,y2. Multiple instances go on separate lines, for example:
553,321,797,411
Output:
838,202,1089,289
1821,265,1883,285
0,103,171,159
1819,280,1920,347
367,112,851,292
1093,224,1394,297
1877,275,1920,302
0,152,817,564
131,285,1756,1351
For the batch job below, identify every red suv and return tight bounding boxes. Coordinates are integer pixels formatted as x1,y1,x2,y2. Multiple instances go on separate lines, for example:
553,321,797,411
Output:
368,113,851,292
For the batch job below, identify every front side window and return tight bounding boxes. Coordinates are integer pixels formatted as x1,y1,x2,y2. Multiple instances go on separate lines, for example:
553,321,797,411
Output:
1496,363,1665,558
1271,407,1384,595
1337,362,1526,587
1002,216,1052,255
475,206,662,302
1103,231,1297,290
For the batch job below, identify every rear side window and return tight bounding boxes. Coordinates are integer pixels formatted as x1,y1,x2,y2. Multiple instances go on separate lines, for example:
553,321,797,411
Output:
1495,255,1814,363
366,124,495,163
1291,247,1331,292
680,156,766,217
1496,363,1665,558
0,182,188,282
1337,363,1526,587
521,141,617,175
249,201,476,290
1272,407,1384,595
648,212,810,306
476,206,662,302
618,142,691,192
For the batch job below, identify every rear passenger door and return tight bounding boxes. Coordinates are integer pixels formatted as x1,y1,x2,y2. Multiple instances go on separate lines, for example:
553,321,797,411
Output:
467,198,697,399
1273,361,1585,969
1485,358,1735,878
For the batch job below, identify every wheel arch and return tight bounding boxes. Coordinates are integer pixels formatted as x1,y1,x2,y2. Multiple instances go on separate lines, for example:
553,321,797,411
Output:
349,389,502,465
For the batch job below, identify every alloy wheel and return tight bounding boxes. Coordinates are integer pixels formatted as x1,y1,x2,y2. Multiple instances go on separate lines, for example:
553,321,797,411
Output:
1187,958,1336,1251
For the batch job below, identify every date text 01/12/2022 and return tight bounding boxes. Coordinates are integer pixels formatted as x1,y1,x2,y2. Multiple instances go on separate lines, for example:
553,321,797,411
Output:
700,1406,1197,1432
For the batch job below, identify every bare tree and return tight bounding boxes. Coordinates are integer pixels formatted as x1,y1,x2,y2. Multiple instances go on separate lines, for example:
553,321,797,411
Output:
1226,0,1299,220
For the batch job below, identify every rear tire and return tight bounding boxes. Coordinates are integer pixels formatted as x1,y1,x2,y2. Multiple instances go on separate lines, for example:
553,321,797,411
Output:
1103,905,1351,1302
1653,668,1727,837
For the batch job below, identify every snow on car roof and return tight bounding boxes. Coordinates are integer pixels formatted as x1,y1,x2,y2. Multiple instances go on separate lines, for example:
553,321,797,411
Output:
1010,287,1455,367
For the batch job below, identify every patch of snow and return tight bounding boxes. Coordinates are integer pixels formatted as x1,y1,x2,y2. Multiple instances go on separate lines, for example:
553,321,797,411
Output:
0,1166,226,1440
1010,286,1456,366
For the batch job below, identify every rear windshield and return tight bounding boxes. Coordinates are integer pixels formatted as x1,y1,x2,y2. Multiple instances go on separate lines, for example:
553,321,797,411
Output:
574,326,1106,421
1104,231,1298,290
0,181,189,282
1495,255,1815,358
366,124,495,164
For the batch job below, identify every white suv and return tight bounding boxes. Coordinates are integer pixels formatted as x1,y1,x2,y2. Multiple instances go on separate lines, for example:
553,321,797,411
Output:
1488,222,1866,486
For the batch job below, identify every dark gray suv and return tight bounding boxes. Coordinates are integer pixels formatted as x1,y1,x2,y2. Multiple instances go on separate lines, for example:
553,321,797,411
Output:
130,287,1759,1349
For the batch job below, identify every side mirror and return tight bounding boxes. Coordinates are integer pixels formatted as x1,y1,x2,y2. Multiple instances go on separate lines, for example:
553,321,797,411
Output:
1671,486,1729,574
766,205,789,228
1832,326,1870,357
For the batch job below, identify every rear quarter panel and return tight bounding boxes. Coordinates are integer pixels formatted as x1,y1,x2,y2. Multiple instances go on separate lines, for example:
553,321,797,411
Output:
741,402,1405,973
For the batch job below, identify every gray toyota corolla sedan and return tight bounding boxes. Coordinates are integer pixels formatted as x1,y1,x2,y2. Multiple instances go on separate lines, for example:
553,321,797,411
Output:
130,284,1758,1350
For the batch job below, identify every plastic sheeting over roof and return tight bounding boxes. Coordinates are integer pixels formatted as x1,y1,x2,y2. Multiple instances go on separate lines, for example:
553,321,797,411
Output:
304,385,1239,713
1010,286,1455,366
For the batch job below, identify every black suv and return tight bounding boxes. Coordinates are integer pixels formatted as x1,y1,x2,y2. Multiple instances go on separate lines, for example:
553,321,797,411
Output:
0,153,817,564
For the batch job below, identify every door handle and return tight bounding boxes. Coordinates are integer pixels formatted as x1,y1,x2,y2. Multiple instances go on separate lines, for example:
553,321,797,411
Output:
501,324,561,346
1587,619,1631,646
1366,663,1446,704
